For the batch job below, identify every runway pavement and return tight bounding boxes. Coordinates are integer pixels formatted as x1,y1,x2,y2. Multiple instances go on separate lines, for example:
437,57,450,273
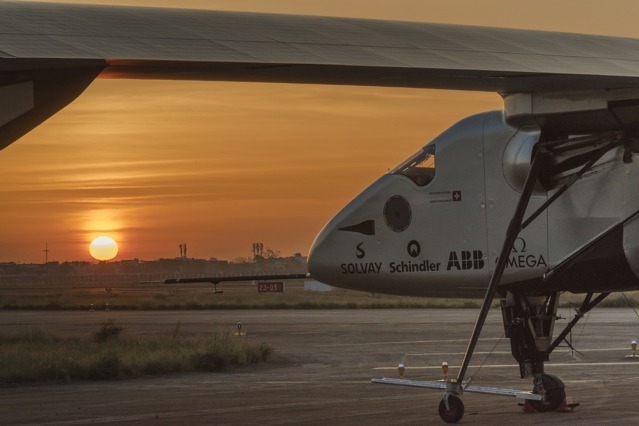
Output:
2,308,639,425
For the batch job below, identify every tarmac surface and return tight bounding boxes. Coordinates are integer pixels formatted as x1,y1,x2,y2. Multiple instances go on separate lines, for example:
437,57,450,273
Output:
2,308,639,425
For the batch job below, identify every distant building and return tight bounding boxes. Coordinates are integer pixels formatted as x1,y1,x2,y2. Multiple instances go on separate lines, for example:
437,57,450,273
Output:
0,255,308,284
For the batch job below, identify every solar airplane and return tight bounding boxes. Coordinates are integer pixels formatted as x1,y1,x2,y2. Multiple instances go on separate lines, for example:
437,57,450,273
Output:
4,1,639,422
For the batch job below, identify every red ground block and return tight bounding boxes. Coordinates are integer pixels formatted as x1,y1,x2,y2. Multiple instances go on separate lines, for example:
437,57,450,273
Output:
521,396,579,413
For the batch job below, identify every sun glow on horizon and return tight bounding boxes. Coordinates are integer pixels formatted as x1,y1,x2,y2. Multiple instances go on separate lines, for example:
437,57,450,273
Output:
89,236,119,261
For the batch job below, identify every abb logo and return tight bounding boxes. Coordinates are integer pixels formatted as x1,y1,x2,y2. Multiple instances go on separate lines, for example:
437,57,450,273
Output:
446,250,485,270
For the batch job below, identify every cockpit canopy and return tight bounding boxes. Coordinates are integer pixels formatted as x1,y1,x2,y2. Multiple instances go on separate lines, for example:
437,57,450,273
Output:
388,145,436,186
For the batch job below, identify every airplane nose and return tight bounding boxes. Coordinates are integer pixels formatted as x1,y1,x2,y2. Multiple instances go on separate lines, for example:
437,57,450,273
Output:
307,174,404,288
306,195,380,286
307,216,338,284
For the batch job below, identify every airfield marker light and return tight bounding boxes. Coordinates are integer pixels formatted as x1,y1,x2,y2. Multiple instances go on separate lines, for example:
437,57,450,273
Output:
233,322,246,336
398,363,405,379
105,302,109,311
633,340,637,356
442,362,449,381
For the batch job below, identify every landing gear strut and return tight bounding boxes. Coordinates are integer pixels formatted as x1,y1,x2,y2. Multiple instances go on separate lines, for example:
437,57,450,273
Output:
501,291,566,411
501,292,558,379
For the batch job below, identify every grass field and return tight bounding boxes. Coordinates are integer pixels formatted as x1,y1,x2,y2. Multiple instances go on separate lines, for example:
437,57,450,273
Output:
2,280,637,384
0,279,484,310
0,321,272,384
1,279,638,310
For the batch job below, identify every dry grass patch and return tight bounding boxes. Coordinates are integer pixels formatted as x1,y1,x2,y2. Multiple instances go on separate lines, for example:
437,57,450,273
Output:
0,322,272,384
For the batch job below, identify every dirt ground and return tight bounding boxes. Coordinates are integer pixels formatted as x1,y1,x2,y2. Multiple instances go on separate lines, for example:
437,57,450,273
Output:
2,308,639,425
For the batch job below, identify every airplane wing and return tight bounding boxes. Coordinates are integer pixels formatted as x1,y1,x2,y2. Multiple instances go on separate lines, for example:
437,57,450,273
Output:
3,1,639,149
165,274,310,285
164,274,311,295
4,1,639,91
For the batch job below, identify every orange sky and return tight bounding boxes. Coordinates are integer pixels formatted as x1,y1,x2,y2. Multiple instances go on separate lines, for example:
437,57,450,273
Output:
1,0,638,263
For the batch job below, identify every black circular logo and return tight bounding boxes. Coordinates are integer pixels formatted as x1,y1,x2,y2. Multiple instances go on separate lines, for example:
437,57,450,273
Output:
407,240,421,257
384,195,411,232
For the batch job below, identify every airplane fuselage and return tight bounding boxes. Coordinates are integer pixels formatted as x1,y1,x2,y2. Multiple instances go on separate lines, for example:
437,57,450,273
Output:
308,111,639,297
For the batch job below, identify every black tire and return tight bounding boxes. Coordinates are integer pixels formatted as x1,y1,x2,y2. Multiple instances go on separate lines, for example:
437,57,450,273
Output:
438,394,464,423
530,374,566,412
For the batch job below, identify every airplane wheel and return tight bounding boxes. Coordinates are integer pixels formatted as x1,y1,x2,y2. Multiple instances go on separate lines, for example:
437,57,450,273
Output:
438,394,464,423
530,374,565,412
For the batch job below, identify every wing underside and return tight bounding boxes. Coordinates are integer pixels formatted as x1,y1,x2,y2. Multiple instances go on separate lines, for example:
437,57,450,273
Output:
3,1,639,148
3,2,639,91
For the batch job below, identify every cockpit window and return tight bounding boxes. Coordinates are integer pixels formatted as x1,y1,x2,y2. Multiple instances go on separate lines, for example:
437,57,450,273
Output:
389,145,436,186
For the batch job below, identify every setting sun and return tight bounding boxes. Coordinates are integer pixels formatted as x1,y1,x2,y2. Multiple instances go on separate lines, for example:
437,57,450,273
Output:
89,236,119,261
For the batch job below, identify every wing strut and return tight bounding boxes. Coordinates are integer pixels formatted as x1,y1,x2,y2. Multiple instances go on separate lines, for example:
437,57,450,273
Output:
545,292,610,356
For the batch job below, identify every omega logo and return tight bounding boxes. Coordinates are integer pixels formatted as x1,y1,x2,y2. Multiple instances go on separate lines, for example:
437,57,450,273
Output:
512,237,527,253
